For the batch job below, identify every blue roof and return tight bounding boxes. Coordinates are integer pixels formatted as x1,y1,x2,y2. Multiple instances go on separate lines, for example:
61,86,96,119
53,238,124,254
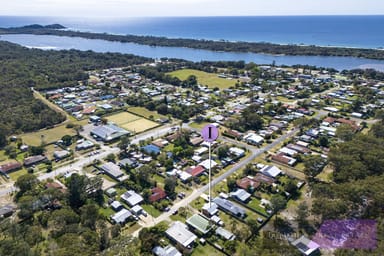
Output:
142,144,161,155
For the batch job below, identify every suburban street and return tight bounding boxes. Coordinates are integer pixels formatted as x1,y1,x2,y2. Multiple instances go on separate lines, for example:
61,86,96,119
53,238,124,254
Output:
133,127,299,236
0,123,178,197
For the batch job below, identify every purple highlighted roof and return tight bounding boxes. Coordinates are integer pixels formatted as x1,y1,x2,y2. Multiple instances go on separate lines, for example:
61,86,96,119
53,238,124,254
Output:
313,219,377,250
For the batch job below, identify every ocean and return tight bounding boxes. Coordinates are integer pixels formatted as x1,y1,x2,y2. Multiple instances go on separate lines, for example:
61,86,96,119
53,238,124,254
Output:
0,15,383,49
1,15,384,70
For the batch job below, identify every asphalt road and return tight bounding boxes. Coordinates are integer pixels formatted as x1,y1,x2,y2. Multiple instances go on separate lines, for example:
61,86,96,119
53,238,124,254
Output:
0,123,177,197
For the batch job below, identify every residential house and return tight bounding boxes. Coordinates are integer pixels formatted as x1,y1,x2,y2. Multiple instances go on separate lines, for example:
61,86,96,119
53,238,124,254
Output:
165,221,197,249
76,140,94,150
291,235,320,256
121,190,144,207
111,201,123,211
111,208,132,225
243,133,264,145
272,153,296,166
53,150,71,160
213,197,246,219
0,161,22,175
201,202,219,217
149,187,167,203
260,165,282,178
23,155,47,166
186,214,212,235
141,144,161,155
230,189,251,203
100,162,124,180
186,166,205,177
152,245,182,256
286,144,311,155
215,227,235,241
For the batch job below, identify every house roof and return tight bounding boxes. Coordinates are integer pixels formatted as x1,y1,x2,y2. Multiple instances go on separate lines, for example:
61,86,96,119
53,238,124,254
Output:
272,153,296,166
111,201,123,211
152,245,182,256
186,214,212,234
121,190,144,207
100,162,124,179
291,235,320,256
23,155,46,166
111,208,132,224
166,221,197,248
149,187,167,203
237,177,261,190
190,137,204,146
142,144,161,155
216,227,235,240
213,197,246,218
0,161,22,173
187,165,205,177
231,189,251,202
260,165,282,178
202,202,218,216
199,159,217,170
91,124,129,142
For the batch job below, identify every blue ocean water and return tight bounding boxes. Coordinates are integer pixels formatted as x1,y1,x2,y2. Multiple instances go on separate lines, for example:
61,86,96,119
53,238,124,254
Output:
0,15,383,49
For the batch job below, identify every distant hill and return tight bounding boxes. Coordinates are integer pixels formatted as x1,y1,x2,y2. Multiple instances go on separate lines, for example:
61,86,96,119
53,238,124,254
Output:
11,24,66,30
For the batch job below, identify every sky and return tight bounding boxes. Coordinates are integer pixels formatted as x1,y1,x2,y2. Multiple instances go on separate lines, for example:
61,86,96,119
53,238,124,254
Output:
1,0,384,17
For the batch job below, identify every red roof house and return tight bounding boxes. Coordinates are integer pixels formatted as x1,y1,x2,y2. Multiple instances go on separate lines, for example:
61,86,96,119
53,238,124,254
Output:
187,165,206,177
149,187,167,203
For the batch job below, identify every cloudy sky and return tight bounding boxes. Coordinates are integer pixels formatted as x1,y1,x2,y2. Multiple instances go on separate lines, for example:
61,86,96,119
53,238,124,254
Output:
1,0,383,17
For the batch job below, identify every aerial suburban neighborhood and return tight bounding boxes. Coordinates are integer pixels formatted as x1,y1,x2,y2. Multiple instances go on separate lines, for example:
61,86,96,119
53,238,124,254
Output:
0,57,383,255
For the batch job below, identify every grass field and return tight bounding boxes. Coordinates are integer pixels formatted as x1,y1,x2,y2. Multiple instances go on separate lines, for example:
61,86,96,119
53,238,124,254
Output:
20,125,77,146
122,119,159,133
127,107,167,120
167,69,237,90
107,112,159,133
107,112,141,124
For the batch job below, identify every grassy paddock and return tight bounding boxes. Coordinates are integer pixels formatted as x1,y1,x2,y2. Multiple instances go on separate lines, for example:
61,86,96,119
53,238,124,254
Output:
20,125,76,146
167,69,237,90
127,107,166,120
107,112,141,124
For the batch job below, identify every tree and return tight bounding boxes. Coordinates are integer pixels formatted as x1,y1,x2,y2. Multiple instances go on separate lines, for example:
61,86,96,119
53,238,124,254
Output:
304,155,326,179
295,202,309,229
223,240,237,255
270,194,286,215
61,135,73,146
80,204,100,230
67,174,87,209
105,153,116,163
118,135,130,151
226,177,237,192
318,135,329,147
247,219,259,236
164,177,176,197
15,173,39,195
336,124,355,141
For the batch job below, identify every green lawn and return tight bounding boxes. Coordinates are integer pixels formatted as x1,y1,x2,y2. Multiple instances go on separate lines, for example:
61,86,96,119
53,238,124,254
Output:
142,204,162,218
192,243,225,256
189,121,210,130
8,168,28,181
127,107,167,120
20,125,76,146
167,69,237,90
247,198,268,216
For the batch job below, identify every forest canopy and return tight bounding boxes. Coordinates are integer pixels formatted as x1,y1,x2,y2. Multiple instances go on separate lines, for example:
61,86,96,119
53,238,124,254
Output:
0,41,151,141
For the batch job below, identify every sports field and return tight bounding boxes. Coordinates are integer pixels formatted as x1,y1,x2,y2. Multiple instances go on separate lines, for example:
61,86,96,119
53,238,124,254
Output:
167,69,237,90
107,112,159,133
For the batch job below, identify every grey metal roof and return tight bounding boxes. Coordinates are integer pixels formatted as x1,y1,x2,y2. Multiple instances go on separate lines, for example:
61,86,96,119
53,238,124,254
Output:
213,197,246,218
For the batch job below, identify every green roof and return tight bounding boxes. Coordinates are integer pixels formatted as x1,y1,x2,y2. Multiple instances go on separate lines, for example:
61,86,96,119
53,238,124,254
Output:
186,214,212,234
